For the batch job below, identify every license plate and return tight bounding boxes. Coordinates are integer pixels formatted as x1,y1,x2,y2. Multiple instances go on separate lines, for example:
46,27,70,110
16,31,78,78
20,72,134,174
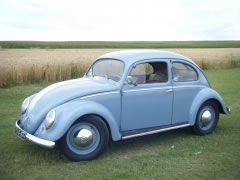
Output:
16,126,27,139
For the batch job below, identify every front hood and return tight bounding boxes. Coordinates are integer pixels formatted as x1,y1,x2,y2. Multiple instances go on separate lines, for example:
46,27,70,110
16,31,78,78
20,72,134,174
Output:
21,77,117,133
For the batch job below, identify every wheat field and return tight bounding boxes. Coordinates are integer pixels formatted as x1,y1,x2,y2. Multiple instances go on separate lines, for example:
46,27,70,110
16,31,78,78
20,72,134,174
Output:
0,48,240,87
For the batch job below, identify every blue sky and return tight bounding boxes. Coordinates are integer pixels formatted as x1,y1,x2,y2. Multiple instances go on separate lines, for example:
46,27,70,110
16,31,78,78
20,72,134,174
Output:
0,0,239,41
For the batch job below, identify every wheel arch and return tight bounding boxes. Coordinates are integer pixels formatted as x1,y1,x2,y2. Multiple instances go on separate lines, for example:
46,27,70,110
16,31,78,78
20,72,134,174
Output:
205,98,224,114
189,88,228,125
35,100,122,142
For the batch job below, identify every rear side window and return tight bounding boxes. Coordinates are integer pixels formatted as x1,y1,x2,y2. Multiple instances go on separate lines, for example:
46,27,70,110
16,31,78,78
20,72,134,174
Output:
172,62,198,82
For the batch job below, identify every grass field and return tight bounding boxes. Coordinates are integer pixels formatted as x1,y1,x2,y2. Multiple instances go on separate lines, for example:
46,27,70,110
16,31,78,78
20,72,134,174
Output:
1,41,240,49
0,68,239,179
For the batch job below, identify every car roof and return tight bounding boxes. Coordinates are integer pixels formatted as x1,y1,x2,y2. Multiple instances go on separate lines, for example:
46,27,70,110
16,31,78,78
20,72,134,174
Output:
97,49,199,68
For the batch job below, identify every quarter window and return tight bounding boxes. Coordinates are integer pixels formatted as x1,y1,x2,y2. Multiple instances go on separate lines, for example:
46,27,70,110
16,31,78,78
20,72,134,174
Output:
172,62,198,82
129,62,168,84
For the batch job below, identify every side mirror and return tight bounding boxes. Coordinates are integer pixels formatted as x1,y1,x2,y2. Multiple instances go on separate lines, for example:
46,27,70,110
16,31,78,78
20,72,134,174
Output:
127,76,138,86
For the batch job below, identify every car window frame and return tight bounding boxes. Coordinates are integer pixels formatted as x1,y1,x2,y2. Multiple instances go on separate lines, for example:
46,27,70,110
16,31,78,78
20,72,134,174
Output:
126,59,170,86
171,61,199,82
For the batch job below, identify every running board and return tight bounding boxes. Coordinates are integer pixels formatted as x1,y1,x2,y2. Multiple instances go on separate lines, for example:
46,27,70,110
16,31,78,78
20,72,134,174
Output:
122,124,191,140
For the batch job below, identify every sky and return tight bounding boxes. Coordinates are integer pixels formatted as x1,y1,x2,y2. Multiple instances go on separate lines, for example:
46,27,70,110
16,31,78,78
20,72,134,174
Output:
0,0,240,41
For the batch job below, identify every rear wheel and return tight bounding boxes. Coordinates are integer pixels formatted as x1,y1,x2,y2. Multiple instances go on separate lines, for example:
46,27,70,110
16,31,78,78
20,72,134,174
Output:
58,115,109,161
193,101,219,135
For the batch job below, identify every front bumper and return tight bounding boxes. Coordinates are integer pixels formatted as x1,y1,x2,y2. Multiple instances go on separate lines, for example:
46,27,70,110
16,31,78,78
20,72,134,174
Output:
15,120,55,148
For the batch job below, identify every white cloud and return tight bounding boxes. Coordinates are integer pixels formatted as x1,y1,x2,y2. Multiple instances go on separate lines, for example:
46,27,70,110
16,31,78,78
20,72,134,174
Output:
0,0,239,40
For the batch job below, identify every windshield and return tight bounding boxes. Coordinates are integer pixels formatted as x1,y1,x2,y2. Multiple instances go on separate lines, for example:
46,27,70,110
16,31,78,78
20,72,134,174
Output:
86,59,124,82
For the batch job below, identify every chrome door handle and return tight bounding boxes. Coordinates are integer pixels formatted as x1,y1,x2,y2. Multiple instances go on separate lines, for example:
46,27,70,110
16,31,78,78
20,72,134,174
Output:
166,89,173,93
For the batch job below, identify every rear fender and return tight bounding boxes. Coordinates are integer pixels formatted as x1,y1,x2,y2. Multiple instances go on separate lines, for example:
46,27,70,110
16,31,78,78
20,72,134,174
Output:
189,88,228,125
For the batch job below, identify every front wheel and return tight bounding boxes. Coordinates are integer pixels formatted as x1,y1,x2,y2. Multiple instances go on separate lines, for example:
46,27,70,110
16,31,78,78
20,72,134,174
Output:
193,101,219,135
58,115,109,161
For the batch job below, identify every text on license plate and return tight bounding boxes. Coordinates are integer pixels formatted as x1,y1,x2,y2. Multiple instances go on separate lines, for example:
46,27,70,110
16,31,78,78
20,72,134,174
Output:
16,127,27,139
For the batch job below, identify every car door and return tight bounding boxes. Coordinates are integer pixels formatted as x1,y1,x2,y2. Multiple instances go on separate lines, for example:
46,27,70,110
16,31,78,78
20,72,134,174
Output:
171,61,203,124
121,60,173,131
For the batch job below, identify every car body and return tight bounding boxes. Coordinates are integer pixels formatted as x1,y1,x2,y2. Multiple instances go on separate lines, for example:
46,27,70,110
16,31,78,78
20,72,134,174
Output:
15,50,230,161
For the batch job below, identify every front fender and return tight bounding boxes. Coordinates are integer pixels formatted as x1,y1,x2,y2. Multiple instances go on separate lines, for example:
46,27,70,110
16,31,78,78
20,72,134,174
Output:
34,100,122,141
189,88,228,125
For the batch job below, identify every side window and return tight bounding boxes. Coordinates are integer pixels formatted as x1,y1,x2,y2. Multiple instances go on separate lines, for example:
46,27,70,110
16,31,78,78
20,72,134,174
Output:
172,62,198,82
129,62,168,84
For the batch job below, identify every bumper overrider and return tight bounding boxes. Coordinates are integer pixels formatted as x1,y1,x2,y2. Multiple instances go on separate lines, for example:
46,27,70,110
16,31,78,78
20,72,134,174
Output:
15,120,55,148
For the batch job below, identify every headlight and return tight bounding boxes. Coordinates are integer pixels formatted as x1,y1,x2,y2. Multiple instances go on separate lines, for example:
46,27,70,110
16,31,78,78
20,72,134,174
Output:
21,97,30,113
44,110,56,130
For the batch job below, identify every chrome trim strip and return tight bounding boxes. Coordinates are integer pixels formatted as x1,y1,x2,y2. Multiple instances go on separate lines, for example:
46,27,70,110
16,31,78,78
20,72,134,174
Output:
122,124,191,139
15,120,55,148
123,85,205,93
123,86,172,93
81,91,119,99
173,85,205,89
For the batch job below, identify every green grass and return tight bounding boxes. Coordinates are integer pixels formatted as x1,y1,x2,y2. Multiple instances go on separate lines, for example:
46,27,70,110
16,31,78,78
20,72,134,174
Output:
0,68,239,179
1,41,240,49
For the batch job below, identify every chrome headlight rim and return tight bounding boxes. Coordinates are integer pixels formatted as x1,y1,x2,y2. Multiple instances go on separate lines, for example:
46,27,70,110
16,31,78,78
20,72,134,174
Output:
44,110,56,130
21,97,30,113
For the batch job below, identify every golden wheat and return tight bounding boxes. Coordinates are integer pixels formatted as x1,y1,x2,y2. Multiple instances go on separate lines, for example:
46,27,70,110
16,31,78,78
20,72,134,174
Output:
0,48,239,87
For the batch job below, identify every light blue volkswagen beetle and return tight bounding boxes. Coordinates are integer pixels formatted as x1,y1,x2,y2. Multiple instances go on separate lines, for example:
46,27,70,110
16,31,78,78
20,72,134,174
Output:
16,50,230,161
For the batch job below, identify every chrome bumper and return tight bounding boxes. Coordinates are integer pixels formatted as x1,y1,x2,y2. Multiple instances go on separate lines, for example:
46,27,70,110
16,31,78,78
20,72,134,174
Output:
15,120,55,148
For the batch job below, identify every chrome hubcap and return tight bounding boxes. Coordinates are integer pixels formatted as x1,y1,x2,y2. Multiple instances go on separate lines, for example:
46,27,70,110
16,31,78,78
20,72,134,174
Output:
74,129,93,147
201,110,212,126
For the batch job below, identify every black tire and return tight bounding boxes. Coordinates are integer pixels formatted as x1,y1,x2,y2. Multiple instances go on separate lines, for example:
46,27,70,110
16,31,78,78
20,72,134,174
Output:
58,115,109,161
193,101,219,135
